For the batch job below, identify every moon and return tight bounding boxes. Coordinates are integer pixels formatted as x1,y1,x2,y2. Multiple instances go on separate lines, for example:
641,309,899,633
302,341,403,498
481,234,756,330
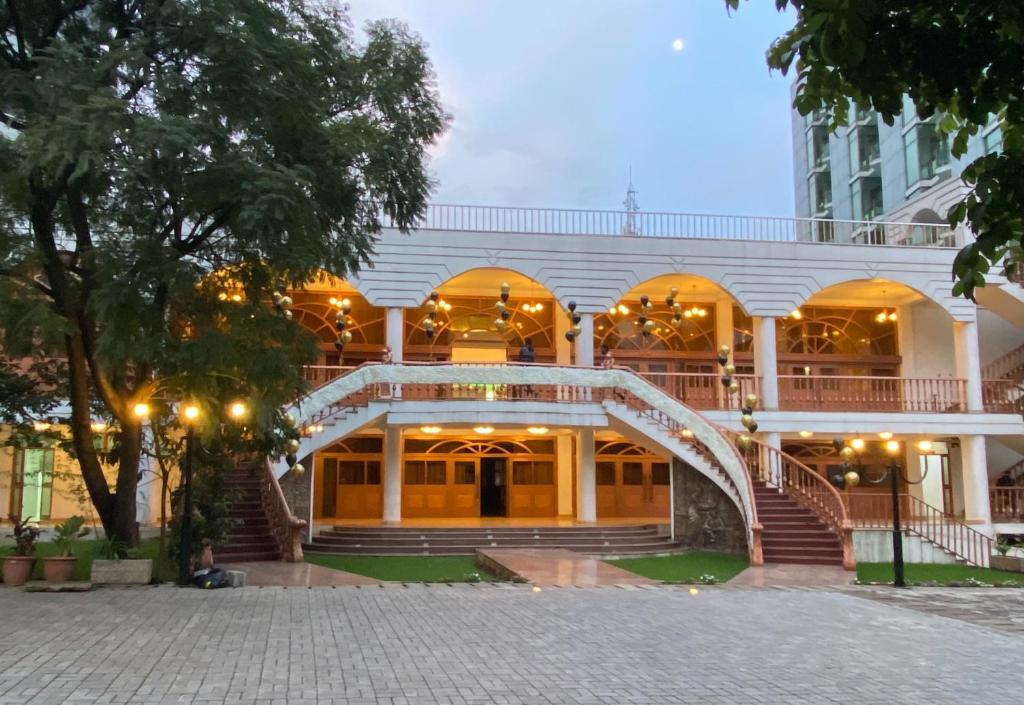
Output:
671,38,684,52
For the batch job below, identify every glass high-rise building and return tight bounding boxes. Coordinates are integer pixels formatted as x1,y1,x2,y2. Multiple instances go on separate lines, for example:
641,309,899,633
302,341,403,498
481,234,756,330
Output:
791,87,1003,229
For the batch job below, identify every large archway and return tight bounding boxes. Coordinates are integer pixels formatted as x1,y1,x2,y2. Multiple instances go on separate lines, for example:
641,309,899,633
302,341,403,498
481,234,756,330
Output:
403,268,560,362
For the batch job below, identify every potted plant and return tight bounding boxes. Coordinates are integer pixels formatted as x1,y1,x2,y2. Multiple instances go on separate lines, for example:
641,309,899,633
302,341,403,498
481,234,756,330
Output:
3,515,41,586
90,536,153,585
991,540,1024,573
41,516,89,583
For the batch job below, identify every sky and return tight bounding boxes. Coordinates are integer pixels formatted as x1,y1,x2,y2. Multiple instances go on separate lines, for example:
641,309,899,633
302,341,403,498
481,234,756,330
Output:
348,1,798,216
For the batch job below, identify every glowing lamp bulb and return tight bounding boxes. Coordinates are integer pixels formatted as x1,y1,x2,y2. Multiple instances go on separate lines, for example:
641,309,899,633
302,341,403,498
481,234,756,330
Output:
850,438,866,452
229,402,247,419
183,404,200,421
133,403,150,418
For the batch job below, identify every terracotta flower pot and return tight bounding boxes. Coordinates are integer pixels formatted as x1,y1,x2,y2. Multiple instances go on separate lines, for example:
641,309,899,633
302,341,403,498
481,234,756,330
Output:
2,556,35,587
41,556,77,583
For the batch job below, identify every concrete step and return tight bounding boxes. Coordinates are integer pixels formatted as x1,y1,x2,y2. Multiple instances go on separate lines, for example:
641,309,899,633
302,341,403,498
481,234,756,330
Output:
303,541,682,557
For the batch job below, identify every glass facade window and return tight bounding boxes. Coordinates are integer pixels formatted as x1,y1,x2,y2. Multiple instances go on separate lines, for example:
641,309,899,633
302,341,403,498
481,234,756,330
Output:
850,177,883,221
807,126,830,170
984,128,1003,155
811,172,832,214
9,448,54,521
904,122,950,189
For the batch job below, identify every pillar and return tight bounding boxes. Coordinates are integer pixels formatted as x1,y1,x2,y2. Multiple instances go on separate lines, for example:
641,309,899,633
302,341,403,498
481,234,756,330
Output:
714,298,733,354
752,316,779,410
575,313,594,367
383,426,402,523
953,320,983,412
576,428,596,522
556,435,574,516
555,308,571,365
959,435,992,531
386,307,404,362
896,303,916,377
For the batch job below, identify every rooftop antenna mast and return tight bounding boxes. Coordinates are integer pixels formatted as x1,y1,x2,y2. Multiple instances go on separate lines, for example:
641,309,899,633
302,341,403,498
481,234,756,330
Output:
622,167,640,235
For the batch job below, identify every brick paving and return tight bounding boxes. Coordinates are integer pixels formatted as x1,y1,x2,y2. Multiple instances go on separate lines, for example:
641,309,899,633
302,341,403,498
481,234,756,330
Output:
847,586,1024,634
0,584,1020,705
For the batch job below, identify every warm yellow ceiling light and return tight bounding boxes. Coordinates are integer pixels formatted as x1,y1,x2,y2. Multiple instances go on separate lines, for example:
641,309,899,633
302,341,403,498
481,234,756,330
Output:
420,425,442,434
798,430,813,438
878,431,893,440
885,439,901,454
917,439,933,453
791,309,803,319
527,426,549,435
850,438,866,451
473,426,494,435
617,304,629,315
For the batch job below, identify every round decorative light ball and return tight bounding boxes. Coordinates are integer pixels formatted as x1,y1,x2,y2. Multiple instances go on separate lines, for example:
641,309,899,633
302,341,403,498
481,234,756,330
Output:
740,413,754,429
496,300,506,311
283,309,293,320
728,380,739,394
286,439,301,454
737,434,752,450
495,318,506,330
719,344,731,356
839,446,855,460
745,393,758,408
844,470,861,488
670,286,679,296
724,363,736,376
341,330,353,344
284,413,296,428
291,463,305,477
643,319,655,332
280,295,292,308
500,282,510,293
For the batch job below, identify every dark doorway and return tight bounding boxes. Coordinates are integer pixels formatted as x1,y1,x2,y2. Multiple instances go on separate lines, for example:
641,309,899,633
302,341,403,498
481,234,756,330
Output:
480,458,507,517
321,458,337,518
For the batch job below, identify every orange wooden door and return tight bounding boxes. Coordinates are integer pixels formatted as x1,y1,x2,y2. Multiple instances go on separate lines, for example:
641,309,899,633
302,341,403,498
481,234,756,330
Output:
336,459,382,519
448,460,480,517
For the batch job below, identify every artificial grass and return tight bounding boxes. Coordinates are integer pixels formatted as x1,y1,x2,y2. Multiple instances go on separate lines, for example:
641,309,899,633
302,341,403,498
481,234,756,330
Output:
607,551,749,584
856,562,1024,586
7,537,177,583
304,554,497,582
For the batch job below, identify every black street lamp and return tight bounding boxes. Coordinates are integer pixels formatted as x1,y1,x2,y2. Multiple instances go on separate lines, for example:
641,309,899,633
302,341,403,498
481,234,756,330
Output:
834,436,929,588
177,404,200,586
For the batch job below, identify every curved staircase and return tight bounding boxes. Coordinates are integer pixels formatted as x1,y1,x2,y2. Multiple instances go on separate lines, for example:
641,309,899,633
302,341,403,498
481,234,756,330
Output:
753,482,845,566
218,464,282,562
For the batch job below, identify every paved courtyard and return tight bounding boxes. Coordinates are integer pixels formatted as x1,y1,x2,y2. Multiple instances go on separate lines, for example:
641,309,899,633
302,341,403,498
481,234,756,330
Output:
0,585,1021,705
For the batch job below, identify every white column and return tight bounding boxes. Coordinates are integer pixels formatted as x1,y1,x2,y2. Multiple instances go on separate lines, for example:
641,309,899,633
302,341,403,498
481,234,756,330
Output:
575,313,594,367
386,307,404,362
752,316,779,410
576,428,596,522
555,308,571,365
959,434,992,532
714,298,733,355
556,435,573,516
382,426,402,523
896,303,915,377
953,320,983,412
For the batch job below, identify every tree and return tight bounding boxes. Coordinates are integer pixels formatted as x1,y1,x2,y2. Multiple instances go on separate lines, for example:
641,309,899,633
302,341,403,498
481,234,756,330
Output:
0,1,447,545
729,0,1024,299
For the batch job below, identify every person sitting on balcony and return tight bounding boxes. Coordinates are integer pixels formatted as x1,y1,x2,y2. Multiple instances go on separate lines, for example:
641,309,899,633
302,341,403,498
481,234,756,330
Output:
381,345,393,364
996,470,1015,487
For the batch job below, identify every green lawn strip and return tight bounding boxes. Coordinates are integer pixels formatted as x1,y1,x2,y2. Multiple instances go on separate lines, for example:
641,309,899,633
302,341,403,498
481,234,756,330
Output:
305,554,497,582
856,562,1024,586
10,537,176,582
607,551,749,584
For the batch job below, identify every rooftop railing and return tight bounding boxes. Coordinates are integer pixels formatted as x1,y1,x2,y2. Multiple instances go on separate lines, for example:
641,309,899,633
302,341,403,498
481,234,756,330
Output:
381,203,961,248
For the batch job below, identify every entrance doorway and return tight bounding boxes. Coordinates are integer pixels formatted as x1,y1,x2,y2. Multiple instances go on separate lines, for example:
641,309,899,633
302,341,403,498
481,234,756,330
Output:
480,458,507,517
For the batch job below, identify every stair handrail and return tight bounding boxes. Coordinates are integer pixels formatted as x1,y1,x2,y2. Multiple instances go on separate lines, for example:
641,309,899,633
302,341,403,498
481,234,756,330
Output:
287,361,762,563
723,432,855,569
903,495,992,567
260,457,307,562
982,342,1024,381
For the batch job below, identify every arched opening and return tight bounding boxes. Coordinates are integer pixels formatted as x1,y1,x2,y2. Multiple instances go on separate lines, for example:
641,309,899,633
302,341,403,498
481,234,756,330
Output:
404,268,559,363
597,274,751,408
911,207,945,225
288,275,387,381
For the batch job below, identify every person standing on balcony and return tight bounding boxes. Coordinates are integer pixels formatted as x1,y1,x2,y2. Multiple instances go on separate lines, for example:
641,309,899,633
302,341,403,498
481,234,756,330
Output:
518,337,535,363
381,345,393,364
996,470,1015,487
601,344,615,369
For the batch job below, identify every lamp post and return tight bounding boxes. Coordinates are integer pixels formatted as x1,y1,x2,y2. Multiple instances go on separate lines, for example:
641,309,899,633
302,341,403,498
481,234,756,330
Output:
178,404,200,586
834,435,929,588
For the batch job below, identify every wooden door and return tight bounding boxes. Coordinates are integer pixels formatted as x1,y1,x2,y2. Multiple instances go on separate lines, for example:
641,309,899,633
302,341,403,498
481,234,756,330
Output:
449,459,479,517
617,461,647,515
596,461,617,517
509,459,557,517
402,459,448,517
336,459,382,519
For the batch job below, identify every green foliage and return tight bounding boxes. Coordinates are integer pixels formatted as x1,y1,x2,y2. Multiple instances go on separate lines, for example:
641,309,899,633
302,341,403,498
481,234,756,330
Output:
0,1,447,541
304,554,499,582
607,551,750,583
50,515,90,557
94,536,131,561
856,561,1023,586
169,449,240,562
728,0,1024,298
6,514,41,556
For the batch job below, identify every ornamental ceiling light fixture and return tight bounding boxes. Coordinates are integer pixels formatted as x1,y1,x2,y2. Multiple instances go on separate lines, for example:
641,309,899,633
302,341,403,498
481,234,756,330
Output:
876,289,898,323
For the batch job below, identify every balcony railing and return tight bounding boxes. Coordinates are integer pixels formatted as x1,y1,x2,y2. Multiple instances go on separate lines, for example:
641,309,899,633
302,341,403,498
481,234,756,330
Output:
981,379,1023,413
634,372,760,410
991,487,1024,523
378,204,959,247
777,375,967,413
